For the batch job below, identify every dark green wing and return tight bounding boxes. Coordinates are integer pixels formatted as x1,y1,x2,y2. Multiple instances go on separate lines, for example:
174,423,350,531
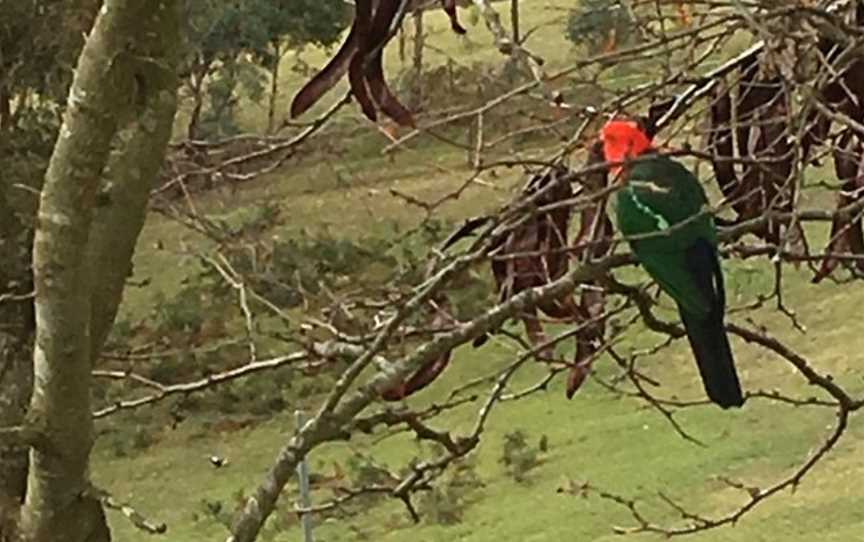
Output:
615,154,719,317
615,154,743,408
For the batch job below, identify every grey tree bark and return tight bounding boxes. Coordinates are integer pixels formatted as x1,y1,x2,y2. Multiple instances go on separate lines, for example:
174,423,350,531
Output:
15,2,182,541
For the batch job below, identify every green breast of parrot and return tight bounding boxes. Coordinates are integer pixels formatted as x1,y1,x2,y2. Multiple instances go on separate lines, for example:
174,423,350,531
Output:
614,153,719,317
615,153,717,254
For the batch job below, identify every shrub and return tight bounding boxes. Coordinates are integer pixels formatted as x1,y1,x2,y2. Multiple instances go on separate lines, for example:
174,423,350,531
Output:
419,486,464,525
499,429,540,483
418,457,483,525
345,452,394,487
130,425,156,451
197,498,232,529
566,0,639,54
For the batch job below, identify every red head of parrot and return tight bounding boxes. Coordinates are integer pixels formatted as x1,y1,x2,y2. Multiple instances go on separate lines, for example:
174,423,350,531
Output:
599,119,653,176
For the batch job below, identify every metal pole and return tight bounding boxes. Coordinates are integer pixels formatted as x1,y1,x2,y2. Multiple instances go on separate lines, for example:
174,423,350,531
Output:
295,410,314,542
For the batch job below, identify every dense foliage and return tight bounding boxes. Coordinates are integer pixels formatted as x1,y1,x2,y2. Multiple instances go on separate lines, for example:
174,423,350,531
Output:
565,0,639,53
182,0,351,137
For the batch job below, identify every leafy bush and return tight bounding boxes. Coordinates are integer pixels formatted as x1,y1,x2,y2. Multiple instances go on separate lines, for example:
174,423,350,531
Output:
418,486,464,525
130,425,157,451
152,288,206,337
95,219,498,441
418,456,483,525
395,62,506,113
346,452,394,487
195,489,247,530
197,498,232,529
499,429,540,483
203,371,291,418
566,0,639,54
105,433,128,459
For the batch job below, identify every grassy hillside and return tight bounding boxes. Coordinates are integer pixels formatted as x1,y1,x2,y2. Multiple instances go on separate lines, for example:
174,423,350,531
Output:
95,263,864,541
96,248,864,541
95,2,864,542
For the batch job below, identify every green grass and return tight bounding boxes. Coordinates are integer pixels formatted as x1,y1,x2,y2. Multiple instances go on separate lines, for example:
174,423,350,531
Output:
97,2,864,541
99,219,864,542
94,278,864,541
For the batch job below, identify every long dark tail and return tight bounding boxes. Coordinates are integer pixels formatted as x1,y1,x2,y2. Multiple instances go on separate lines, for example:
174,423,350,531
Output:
680,308,743,408
681,239,744,409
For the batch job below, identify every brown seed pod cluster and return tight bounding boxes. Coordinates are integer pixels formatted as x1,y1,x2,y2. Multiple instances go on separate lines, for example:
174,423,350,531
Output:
291,0,465,128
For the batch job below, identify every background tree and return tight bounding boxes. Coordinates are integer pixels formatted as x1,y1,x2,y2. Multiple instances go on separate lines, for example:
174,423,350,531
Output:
4,1,864,541
565,0,640,54
181,0,349,138
0,1,99,130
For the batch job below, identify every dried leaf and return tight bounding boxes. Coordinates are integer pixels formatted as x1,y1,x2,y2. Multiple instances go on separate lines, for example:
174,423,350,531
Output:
291,0,465,126
676,3,691,27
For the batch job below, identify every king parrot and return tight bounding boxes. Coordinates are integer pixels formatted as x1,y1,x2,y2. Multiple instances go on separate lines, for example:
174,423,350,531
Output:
600,119,744,409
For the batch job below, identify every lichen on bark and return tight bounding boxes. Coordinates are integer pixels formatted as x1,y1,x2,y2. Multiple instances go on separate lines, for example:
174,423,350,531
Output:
16,2,183,541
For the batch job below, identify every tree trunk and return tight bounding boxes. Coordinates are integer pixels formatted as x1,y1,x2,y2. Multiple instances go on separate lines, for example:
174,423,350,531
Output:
86,60,182,359
187,65,205,140
18,1,182,541
266,41,283,134
0,85,11,131
511,0,520,45
0,179,34,540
